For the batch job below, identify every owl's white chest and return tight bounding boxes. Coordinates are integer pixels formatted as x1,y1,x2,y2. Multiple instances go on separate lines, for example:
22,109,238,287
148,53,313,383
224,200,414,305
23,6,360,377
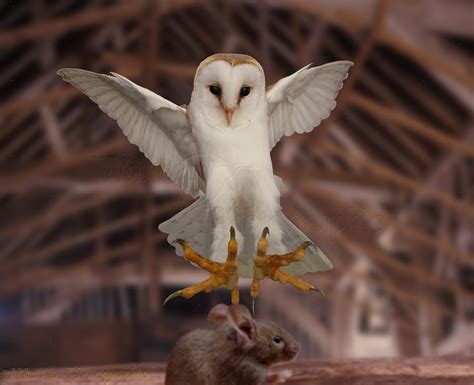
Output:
190,111,273,176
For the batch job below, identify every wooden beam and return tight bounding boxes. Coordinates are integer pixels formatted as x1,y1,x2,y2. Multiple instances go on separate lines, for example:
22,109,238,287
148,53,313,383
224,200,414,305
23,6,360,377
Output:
314,0,391,142
258,0,271,75
308,170,397,203
204,2,258,56
348,93,474,158
299,193,474,302
0,222,173,299
0,240,139,299
0,197,190,278
342,109,420,176
412,125,474,205
102,52,197,79
287,197,463,320
0,55,196,118
142,0,161,318
261,284,331,352
25,261,138,323
366,50,464,135
38,106,67,157
0,120,42,162
305,183,474,267
285,198,461,321
264,0,474,90
0,192,74,262
409,1,474,38
0,138,129,188
0,3,144,48
380,23,474,90
0,189,136,241
0,86,78,116
321,29,445,168
3,357,474,385
317,142,474,218
176,12,218,53
0,1,208,48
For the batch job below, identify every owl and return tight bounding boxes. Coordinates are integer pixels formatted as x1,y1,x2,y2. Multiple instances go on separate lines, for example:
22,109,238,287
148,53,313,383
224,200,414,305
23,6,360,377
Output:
58,54,352,302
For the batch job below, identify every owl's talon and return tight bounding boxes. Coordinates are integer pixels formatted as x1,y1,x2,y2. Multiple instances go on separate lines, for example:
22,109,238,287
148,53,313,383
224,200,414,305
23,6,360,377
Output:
310,284,326,298
162,290,183,305
251,228,324,304
163,227,240,305
174,239,187,247
262,227,270,237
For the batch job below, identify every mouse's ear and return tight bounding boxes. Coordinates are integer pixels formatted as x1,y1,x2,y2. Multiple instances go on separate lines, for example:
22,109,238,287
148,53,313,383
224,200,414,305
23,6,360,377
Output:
208,304,229,323
227,304,257,350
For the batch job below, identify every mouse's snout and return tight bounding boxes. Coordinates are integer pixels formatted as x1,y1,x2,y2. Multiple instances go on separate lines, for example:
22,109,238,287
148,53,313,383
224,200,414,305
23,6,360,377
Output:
284,341,300,360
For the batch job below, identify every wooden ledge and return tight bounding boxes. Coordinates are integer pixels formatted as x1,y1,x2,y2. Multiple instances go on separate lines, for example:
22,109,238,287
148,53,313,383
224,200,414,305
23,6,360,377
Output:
1,357,473,384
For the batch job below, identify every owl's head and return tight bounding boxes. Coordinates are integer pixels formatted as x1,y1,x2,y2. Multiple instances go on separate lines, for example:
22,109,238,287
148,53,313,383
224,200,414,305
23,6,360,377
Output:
191,53,266,128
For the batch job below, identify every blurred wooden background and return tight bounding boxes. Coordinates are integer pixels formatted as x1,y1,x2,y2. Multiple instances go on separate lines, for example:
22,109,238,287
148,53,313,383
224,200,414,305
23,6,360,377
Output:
0,0,473,369
3,357,474,384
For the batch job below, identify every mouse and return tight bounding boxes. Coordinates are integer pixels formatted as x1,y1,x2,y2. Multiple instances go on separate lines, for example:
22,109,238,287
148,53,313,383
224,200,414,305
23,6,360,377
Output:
165,303,299,385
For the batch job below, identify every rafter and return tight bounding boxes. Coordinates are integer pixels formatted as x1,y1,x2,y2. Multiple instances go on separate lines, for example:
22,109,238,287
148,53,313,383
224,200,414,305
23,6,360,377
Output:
0,197,191,279
317,142,474,218
304,183,474,267
349,94,474,158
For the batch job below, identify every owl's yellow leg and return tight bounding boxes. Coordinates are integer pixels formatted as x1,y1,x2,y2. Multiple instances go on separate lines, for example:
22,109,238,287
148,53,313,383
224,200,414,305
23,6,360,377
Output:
162,277,217,304
163,227,240,305
251,228,324,309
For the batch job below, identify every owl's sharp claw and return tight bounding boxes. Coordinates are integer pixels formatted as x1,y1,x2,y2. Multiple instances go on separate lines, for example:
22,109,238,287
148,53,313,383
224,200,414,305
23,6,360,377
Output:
163,230,240,306
310,285,326,298
262,227,270,237
174,239,187,247
163,290,183,305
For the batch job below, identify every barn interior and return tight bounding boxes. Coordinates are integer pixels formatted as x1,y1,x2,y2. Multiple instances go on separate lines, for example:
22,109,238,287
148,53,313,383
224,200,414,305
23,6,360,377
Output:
0,0,473,377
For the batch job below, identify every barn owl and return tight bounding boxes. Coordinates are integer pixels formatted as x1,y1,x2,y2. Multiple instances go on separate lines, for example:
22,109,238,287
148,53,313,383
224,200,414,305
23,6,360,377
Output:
58,54,352,304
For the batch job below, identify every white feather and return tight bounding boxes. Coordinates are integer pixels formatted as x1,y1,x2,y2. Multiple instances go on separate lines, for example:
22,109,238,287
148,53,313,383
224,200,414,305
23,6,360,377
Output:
266,61,353,148
57,68,204,197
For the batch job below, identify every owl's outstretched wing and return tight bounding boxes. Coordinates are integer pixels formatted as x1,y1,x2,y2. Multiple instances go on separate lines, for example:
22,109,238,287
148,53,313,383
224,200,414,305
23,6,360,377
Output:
266,61,353,149
57,69,204,197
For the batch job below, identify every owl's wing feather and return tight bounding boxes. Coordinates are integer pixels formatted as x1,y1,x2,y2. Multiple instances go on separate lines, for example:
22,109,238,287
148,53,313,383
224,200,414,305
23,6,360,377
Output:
266,61,353,149
57,69,204,197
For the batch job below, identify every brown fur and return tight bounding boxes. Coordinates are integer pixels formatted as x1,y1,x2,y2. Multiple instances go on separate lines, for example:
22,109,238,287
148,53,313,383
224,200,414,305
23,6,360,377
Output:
165,305,299,385
196,53,263,77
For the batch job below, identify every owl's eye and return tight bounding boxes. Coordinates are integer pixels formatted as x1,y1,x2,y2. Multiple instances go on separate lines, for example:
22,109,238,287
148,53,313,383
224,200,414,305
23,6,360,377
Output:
209,85,221,95
240,86,251,97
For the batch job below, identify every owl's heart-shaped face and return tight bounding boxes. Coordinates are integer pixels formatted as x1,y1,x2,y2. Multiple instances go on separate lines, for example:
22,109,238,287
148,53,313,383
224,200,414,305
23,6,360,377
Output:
191,54,266,129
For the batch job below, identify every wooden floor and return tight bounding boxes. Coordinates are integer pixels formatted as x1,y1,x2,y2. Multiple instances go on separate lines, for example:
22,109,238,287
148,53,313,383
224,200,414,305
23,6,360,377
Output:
2,357,473,384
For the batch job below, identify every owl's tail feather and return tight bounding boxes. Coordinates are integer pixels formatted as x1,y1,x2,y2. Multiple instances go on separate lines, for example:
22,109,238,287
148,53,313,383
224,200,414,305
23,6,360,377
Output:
276,211,333,276
158,197,214,260
158,200,333,278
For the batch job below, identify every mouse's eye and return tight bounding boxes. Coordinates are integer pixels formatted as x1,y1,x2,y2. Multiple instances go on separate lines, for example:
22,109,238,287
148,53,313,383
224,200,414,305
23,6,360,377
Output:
240,86,251,97
209,85,221,95
272,335,283,345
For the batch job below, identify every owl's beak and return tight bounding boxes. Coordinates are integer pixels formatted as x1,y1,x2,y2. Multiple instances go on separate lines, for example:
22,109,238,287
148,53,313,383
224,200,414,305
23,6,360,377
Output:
224,108,234,126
